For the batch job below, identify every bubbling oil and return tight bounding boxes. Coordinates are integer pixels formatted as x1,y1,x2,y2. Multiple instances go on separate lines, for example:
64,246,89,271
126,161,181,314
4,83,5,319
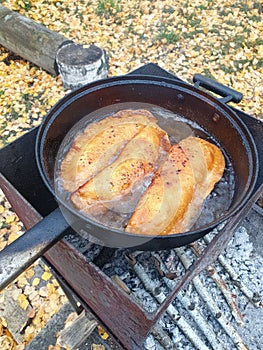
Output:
54,102,235,233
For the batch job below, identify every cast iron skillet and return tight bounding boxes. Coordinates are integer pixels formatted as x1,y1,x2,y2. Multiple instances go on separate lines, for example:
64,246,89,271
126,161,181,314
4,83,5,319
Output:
36,74,259,250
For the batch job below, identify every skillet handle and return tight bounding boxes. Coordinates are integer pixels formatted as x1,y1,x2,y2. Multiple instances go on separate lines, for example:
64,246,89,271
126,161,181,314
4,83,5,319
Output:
193,74,243,103
0,208,70,291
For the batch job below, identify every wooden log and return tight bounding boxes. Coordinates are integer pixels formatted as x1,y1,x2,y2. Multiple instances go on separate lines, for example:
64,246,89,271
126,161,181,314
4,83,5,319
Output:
57,309,98,350
0,5,71,75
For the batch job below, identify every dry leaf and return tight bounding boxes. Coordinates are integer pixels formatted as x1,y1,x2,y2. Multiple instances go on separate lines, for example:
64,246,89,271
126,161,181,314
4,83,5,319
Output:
0,205,5,214
17,294,29,310
47,282,56,294
0,241,7,250
25,268,35,280
91,345,105,350
5,214,16,224
7,232,19,244
41,271,52,281
15,345,26,350
38,286,48,297
17,276,28,288
24,325,36,343
10,287,22,300
0,317,8,328
32,277,40,287
97,325,109,340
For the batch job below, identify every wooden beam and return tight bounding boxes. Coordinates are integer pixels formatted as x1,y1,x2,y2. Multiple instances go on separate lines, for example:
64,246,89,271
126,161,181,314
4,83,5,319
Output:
0,5,71,75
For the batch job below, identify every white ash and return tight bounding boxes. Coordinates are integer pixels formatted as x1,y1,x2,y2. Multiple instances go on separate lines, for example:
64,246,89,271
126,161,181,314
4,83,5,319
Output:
225,226,263,297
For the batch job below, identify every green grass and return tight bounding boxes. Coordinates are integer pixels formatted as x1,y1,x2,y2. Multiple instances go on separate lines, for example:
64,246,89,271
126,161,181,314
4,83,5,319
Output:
96,0,122,18
158,24,180,44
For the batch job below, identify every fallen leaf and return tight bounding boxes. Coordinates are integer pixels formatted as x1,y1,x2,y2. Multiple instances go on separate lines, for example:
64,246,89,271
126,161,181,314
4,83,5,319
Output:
91,344,105,350
5,214,16,224
0,240,7,250
17,294,29,310
16,275,28,288
0,317,8,327
41,271,52,281
97,325,109,340
25,268,35,280
32,277,40,287
39,286,48,297
7,232,19,244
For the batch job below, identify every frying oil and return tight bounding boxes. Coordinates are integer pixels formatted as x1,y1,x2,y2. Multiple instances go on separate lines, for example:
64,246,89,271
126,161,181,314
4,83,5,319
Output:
54,102,235,233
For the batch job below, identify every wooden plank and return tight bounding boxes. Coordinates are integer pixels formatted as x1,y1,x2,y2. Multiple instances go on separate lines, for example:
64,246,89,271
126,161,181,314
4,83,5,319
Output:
0,5,71,75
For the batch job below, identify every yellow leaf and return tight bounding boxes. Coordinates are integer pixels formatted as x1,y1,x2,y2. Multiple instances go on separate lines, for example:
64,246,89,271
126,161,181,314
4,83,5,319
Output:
5,214,16,224
25,268,35,280
8,232,19,244
52,279,60,287
47,282,56,294
39,286,48,297
0,316,8,327
0,205,5,214
97,325,109,340
18,294,29,310
41,271,52,281
10,223,21,234
32,277,40,286
24,325,36,343
0,240,7,250
17,276,28,288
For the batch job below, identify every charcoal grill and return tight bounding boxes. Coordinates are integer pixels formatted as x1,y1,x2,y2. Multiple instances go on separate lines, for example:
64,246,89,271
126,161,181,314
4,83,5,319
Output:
0,64,263,350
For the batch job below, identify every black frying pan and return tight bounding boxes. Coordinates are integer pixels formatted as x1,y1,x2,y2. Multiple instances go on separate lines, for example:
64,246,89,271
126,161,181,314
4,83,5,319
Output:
35,74,259,250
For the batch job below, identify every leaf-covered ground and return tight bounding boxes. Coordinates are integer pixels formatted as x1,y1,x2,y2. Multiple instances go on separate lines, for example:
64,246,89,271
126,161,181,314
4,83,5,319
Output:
0,0,262,349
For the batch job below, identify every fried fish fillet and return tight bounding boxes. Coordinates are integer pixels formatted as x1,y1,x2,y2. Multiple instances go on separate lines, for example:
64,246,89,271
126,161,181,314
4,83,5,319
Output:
71,122,171,213
170,136,225,233
60,109,156,192
125,143,195,235
125,137,225,235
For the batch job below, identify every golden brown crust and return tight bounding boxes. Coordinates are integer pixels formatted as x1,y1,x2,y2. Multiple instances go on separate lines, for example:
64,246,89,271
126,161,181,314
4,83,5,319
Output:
60,109,157,192
71,122,171,213
125,144,195,235
126,136,225,235
170,136,225,233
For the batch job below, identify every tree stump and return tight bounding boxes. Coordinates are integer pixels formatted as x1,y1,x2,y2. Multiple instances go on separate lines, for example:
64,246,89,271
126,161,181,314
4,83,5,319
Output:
56,43,108,91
